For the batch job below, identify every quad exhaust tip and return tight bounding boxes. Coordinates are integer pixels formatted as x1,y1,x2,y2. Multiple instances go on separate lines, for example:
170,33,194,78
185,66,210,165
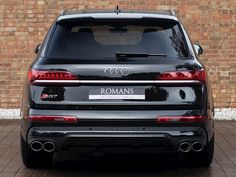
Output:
43,141,56,152
179,142,191,153
179,141,205,153
192,141,204,152
30,141,43,152
30,141,55,152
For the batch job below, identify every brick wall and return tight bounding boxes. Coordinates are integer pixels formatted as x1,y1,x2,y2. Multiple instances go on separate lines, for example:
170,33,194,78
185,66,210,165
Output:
0,0,236,108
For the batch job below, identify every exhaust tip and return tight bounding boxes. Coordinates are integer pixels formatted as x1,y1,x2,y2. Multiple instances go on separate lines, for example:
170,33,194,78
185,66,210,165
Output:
30,141,43,152
43,141,55,152
192,141,204,152
179,142,191,153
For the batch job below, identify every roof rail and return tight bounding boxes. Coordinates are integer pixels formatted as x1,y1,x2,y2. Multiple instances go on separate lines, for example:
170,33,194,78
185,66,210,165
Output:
169,9,176,16
60,10,67,16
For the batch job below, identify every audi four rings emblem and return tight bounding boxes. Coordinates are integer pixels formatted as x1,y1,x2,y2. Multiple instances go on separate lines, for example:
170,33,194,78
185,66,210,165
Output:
104,67,129,77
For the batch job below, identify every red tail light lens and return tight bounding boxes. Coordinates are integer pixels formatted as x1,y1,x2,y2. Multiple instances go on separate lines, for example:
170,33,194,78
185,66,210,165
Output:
156,116,207,123
25,115,78,123
28,69,77,83
157,70,206,83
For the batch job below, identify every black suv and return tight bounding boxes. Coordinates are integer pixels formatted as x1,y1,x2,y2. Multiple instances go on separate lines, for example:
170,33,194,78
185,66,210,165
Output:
20,9,214,168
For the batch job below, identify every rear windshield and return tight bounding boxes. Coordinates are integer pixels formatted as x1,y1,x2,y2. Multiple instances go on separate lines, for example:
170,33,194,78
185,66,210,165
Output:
46,18,190,62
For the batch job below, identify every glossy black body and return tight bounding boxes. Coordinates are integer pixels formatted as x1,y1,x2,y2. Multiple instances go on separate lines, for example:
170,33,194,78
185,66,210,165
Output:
20,11,214,154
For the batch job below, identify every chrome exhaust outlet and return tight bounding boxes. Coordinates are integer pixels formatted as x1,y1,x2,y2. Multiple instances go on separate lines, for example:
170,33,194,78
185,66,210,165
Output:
43,141,55,152
192,141,204,152
179,142,191,153
30,141,43,152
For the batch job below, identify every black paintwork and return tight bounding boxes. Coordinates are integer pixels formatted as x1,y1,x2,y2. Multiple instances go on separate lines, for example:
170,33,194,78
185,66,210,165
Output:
20,11,214,153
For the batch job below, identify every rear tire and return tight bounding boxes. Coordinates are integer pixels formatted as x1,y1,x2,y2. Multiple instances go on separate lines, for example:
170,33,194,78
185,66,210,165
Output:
183,135,214,167
20,135,54,168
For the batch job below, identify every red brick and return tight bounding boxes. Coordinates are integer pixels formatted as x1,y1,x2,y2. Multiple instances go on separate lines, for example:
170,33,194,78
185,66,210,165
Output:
0,0,235,108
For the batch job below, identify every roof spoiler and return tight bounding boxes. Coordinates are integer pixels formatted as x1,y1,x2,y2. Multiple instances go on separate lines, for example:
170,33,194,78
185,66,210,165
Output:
59,8,176,17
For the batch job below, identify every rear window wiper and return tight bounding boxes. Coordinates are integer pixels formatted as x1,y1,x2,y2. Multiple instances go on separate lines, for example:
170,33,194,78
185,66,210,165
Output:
115,52,167,60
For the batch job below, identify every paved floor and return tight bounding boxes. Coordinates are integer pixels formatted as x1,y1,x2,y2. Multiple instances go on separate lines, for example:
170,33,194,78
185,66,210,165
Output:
0,120,235,177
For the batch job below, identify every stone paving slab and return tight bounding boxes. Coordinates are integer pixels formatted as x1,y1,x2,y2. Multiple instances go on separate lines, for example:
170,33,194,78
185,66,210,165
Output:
0,120,235,177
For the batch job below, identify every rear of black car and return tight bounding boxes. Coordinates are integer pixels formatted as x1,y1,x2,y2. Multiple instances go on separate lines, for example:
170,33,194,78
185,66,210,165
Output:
20,10,214,168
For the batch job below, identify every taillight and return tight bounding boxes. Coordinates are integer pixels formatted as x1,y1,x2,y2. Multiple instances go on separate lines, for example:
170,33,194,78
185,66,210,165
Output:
28,69,77,83
156,116,207,123
25,115,78,123
157,70,206,83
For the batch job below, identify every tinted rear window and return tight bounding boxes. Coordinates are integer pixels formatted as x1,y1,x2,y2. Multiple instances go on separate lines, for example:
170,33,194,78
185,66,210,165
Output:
46,18,189,63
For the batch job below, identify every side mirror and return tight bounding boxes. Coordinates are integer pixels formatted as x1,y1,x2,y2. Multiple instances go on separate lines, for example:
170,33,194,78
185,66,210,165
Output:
34,44,42,54
193,44,203,56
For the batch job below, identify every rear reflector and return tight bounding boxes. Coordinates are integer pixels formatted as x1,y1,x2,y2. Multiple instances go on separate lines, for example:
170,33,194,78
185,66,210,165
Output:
28,69,77,83
157,70,206,83
25,115,78,123
156,116,207,123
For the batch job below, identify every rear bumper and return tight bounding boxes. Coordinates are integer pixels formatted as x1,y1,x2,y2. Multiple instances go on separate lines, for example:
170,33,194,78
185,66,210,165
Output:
21,109,214,153
26,125,209,153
